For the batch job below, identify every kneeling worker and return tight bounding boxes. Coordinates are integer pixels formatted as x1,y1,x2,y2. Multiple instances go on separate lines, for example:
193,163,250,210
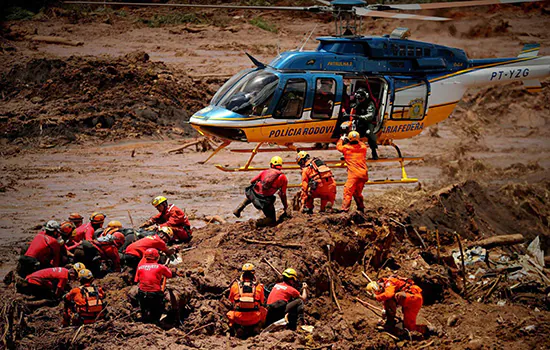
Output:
266,268,307,330
63,269,106,326
296,151,337,214
227,263,267,338
367,276,423,333
233,156,288,226
140,196,192,243
19,263,84,300
134,248,173,324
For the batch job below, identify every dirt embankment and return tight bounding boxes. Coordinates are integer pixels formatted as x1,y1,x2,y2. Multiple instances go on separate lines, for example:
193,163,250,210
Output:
0,53,217,150
2,178,549,349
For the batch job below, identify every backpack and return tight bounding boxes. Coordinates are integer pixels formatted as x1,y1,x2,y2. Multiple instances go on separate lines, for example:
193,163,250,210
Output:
307,158,333,191
260,169,282,193
235,281,260,312
77,285,104,324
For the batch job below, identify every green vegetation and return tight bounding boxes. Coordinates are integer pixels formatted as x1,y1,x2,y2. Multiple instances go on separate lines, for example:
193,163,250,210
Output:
145,12,204,28
250,17,278,33
4,7,35,20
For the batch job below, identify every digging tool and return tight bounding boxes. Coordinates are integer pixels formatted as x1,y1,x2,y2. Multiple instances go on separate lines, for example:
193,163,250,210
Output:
262,257,282,275
127,209,135,228
362,271,373,283
354,297,384,317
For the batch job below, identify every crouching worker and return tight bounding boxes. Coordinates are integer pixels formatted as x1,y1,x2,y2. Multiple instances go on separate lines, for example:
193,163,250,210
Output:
227,263,267,338
123,227,176,275
140,196,192,243
134,248,173,324
63,269,106,326
296,151,337,214
233,156,289,227
18,263,85,300
266,268,307,330
366,276,424,334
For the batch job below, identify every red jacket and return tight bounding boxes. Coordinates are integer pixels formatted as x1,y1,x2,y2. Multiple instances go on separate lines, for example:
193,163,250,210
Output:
73,222,96,243
26,267,69,290
134,262,172,292
267,282,300,304
251,169,288,197
150,204,192,241
125,235,168,258
25,233,61,267
92,241,121,272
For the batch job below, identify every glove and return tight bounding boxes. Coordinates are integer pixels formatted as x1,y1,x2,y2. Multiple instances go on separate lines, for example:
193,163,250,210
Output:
302,282,308,290
144,224,158,231
366,129,371,135
139,221,151,228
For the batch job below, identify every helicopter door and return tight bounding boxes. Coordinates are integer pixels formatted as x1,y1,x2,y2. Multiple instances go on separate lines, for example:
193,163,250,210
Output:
310,75,344,120
383,77,430,139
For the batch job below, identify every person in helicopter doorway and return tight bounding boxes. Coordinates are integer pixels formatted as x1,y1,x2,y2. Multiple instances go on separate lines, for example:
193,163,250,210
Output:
352,88,379,160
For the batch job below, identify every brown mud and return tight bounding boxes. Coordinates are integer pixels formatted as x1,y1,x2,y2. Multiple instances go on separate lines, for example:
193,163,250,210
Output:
1,2,550,349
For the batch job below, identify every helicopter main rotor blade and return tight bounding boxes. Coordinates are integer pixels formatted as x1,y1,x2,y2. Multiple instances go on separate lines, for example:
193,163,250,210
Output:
376,0,543,11
354,8,451,21
64,1,324,12
313,0,332,5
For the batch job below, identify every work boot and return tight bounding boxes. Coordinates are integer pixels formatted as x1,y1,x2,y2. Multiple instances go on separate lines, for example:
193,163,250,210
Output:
371,148,379,160
233,199,249,218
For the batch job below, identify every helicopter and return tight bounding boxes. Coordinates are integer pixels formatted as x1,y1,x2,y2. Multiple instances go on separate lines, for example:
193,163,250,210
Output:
69,0,550,185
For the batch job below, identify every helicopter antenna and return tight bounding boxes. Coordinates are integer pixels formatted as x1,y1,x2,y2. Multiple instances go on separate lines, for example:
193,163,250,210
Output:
299,24,317,52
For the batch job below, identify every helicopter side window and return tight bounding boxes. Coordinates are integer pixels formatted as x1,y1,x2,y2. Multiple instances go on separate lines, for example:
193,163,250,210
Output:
312,78,336,120
273,79,307,119
391,79,428,121
398,45,406,56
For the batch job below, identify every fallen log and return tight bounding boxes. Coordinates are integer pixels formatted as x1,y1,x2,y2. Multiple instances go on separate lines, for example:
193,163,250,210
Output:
262,257,281,276
465,234,524,249
242,238,301,249
26,35,83,46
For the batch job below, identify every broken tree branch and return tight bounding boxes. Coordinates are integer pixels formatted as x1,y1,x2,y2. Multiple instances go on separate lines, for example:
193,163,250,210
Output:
354,297,383,317
483,275,503,302
262,257,281,276
242,238,301,249
455,232,469,302
185,322,215,337
465,234,524,249
26,35,83,46
326,266,342,313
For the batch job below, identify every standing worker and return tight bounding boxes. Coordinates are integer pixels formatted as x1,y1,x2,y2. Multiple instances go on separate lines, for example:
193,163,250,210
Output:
352,88,379,160
233,156,289,227
140,196,192,243
295,151,337,214
227,263,267,338
134,248,173,324
367,276,424,333
336,131,369,213
266,268,308,330
17,221,62,277
63,269,106,326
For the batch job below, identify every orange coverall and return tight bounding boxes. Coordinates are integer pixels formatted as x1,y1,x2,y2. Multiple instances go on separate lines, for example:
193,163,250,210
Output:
227,279,267,327
300,159,337,211
336,138,369,211
374,277,423,332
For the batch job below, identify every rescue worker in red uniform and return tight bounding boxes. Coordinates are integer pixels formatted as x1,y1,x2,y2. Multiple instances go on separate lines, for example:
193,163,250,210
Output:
68,213,84,228
124,227,176,274
227,263,267,338
336,131,369,212
18,264,84,299
367,276,424,333
296,151,337,214
233,156,289,226
134,248,173,324
140,196,192,243
17,220,62,277
266,268,308,330
73,212,106,243
63,269,106,327
59,221,76,242
70,232,125,277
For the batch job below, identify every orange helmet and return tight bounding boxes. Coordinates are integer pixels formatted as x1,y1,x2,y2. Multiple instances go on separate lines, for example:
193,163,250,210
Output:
69,213,83,222
59,221,76,237
107,220,122,228
90,212,106,224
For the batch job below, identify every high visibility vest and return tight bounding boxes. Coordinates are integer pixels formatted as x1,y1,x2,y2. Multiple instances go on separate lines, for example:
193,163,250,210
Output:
235,281,260,312
307,158,333,190
77,286,104,324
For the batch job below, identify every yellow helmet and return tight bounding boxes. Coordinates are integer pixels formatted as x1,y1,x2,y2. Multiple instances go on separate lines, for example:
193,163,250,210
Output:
107,220,122,228
295,151,309,164
282,268,298,280
152,196,167,207
348,131,360,142
78,269,93,281
242,263,255,273
366,281,380,293
159,226,174,239
270,156,283,168
73,262,86,273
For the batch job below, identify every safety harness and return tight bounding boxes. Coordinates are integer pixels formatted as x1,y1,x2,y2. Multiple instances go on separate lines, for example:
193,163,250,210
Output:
389,276,422,295
235,280,260,312
306,158,333,191
77,285,104,324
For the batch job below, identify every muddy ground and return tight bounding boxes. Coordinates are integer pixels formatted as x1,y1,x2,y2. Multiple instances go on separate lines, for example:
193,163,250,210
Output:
1,1,550,349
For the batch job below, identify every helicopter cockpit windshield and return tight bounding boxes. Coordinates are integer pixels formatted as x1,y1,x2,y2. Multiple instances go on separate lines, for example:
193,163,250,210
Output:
216,70,279,118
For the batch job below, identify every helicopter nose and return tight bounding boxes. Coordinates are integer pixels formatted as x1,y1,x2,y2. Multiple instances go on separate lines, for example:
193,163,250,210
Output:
189,106,249,142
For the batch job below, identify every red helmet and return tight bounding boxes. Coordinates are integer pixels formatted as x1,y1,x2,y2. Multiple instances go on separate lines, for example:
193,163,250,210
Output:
112,232,125,247
144,248,160,261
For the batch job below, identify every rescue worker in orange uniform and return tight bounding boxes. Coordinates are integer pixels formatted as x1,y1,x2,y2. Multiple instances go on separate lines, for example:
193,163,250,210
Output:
296,151,337,214
233,156,289,226
73,212,106,243
367,276,424,333
18,263,84,299
140,196,192,243
124,227,176,274
68,213,84,228
17,220,62,277
266,268,308,330
134,248,174,324
336,131,369,212
70,231,125,277
95,220,123,239
227,263,267,338
63,269,106,326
